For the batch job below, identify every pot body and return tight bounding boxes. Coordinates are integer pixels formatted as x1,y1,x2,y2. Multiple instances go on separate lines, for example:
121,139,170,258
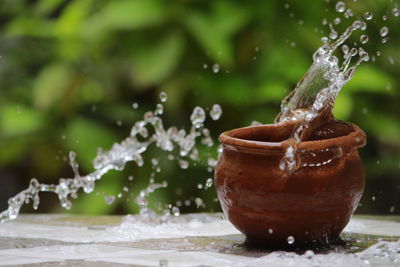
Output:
215,122,366,247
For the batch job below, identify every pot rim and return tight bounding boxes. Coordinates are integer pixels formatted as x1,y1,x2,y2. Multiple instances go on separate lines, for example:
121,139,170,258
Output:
219,120,366,154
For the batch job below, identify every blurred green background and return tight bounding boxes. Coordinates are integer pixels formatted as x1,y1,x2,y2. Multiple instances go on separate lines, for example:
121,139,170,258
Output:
0,0,399,216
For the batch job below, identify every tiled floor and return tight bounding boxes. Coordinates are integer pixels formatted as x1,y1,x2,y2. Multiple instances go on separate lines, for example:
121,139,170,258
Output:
0,213,399,266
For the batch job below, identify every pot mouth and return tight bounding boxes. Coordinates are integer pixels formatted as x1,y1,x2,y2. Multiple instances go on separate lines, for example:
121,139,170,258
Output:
219,120,366,155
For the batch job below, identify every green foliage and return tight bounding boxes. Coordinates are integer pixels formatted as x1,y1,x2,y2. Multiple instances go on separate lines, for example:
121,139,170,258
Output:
0,0,399,215
185,1,250,65
130,31,185,86
33,64,73,109
1,104,44,137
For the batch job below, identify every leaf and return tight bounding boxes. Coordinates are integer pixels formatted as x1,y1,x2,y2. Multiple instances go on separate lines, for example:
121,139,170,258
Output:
185,12,233,65
0,104,44,137
184,2,249,65
131,31,184,86
80,79,104,103
6,17,53,37
212,1,251,38
359,112,400,144
333,93,353,120
258,44,309,83
256,80,288,103
0,137,29,166
345,66,396,94
82,0,166,40
55,0,93,38
194,75,251,106
35,0,66,16
33,63,72,109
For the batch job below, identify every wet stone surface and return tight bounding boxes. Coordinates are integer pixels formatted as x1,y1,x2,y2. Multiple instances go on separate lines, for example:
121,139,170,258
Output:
0,213,399,266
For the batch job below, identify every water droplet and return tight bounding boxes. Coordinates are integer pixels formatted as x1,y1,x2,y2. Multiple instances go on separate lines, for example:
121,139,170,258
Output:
128,175,134,181
212,63,220,73
205,178,213,188
341,44,349,55
207,158,217,168
197,183,203,189
392,8,400,17
203,64,208,69
376,51,381,56
105,195,115,205
390,206,395,213
210,104,222,120
363,12,373,20
284,3,289,9
155,104,164,115
179,159,189,169
381,37,388,44
344,8,353,18
268,228,274,234
333,17,341,25
329,31,338,40
151,158,159,167
380,26,389,37
350,48,358,56
382,15,387,21
159,92,168,102
132,102,139,109
353,20,367,30
372,196,376,201
360,35,369,44
172,206,180,216
251,121,262,126
335,1,346,13
304,250,315,259
194,197,203,207
287,235,295,244
190,107,206,128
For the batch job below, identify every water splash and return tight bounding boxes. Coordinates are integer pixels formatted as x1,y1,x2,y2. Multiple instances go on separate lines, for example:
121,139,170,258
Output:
136,181,168,217
209,104,223,121
276,19,370,174
0,95,222,224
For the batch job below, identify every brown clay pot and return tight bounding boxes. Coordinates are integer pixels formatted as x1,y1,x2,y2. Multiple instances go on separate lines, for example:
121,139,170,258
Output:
215,120,366,247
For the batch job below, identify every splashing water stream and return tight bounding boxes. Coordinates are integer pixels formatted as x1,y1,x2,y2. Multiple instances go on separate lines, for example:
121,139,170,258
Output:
0,94,222,224
275,19,370,174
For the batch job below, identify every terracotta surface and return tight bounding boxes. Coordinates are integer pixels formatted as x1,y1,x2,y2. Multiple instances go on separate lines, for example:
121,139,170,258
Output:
215,120,367,247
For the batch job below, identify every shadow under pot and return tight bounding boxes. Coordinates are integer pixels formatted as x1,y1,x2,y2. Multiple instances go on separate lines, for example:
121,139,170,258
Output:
215,120,366,247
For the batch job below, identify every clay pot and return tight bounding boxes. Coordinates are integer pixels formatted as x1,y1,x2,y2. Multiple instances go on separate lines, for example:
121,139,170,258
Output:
215,120,366,247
